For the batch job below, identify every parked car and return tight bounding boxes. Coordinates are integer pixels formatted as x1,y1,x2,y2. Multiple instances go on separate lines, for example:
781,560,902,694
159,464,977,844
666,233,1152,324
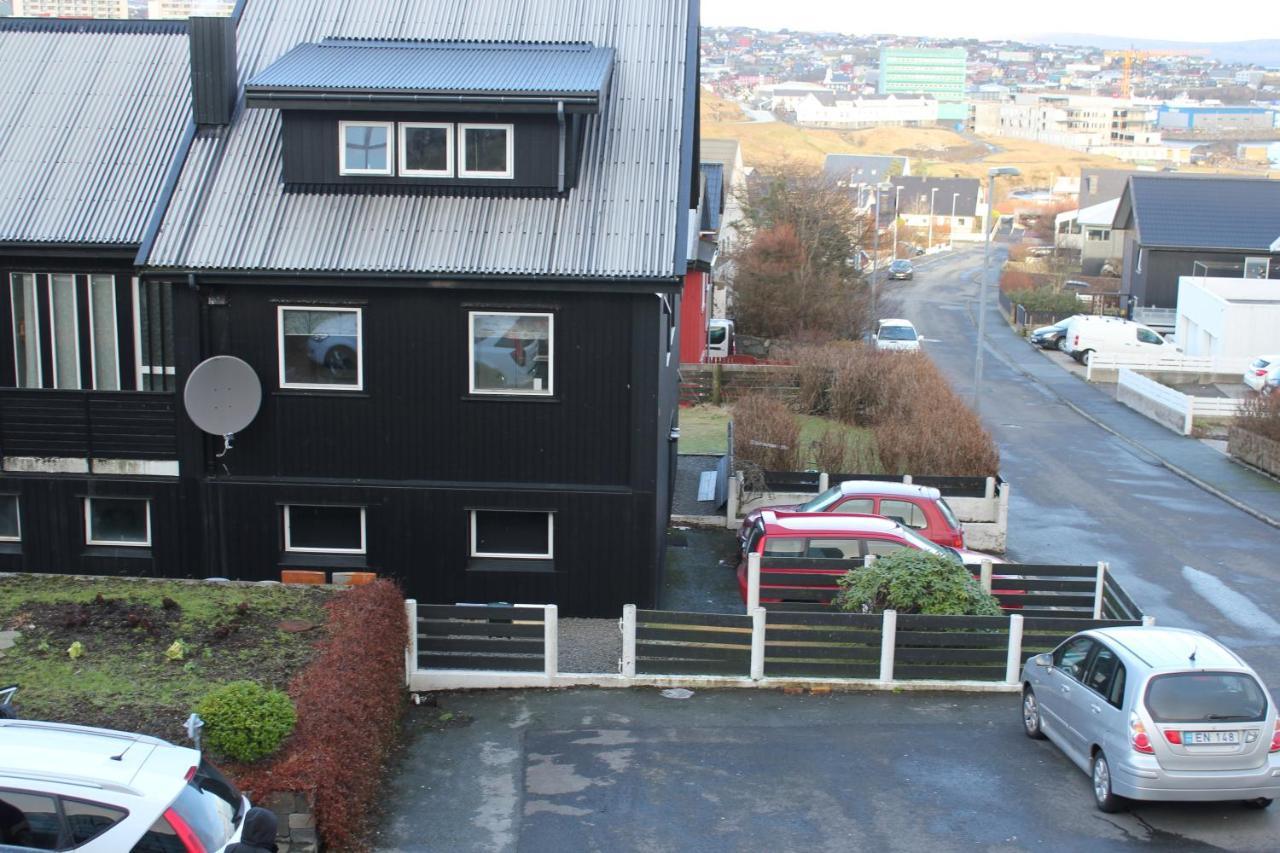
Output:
1244,354,1280,395
1061,316,1167,366
874,318,921,352
737,480,965,550
707,318,735,359
1029,316,1081,350
736,511,1002,603
0,716,249,851
887,259,914,281
1021,627,1280,812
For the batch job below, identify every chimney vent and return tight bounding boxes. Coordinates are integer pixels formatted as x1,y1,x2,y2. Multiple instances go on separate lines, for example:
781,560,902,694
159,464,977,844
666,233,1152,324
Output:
189,16,236,127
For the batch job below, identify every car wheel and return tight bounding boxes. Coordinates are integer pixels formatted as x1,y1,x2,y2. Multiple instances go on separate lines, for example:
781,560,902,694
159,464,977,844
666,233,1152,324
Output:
1242,798,1273,810
1092,750,1124,813
324,345,356,376
1022,688,1046,739
1056,337,1069,352
1079,349,1094,366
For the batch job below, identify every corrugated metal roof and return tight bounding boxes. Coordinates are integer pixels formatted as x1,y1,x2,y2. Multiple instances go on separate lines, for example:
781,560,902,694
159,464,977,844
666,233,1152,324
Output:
147,0,694,279
1121,175,1280,251
891,176,980,218
0,20,191,247
247,40,614,99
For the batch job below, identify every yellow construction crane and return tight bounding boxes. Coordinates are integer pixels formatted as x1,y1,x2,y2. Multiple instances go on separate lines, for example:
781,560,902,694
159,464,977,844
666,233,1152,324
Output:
1104,48,1211,99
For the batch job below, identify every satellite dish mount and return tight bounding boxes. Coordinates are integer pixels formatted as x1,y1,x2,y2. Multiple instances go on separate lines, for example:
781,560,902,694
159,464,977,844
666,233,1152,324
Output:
183,356,263,459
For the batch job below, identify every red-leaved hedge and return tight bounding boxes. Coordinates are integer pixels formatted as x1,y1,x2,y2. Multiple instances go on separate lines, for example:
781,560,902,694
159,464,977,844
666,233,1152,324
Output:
230,579,406,851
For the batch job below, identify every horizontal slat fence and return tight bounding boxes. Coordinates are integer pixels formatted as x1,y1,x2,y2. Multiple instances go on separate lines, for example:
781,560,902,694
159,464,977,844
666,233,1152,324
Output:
417,603,547,672
635,610,752,676
987,564,1099,617
893,614,1009,681
759,471,1005,499
1019,617,1143,664
764,610,883,679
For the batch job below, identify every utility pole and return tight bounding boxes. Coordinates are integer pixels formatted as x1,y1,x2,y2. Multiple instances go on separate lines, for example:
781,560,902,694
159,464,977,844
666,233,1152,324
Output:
973,167,1020,413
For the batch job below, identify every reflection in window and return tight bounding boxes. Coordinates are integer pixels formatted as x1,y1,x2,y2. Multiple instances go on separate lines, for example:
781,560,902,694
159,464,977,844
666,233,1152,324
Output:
339,121,392,175
470,510,553,559
62,798,127,846
0,790,60,850
9,273,41,388
49,273,80,389
469,311,552,395
460,124,513,178
278,307,362,390
284,505,366,554
880,500,926,529
90,275,120,390
85,498,151,547
0,496,18,541
400,123,452,177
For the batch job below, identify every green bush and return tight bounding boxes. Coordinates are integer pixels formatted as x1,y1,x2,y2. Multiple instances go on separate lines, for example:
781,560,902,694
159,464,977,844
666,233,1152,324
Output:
1005,287,1081,314
197,681,297,763
832,550,1002,616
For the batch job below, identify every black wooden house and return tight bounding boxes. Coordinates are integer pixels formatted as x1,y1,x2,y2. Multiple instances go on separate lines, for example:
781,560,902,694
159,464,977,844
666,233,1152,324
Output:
0,1,701,617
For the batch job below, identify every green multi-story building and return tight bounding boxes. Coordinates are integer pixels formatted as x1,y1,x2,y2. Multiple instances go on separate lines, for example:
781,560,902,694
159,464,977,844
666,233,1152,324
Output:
878,47,968,122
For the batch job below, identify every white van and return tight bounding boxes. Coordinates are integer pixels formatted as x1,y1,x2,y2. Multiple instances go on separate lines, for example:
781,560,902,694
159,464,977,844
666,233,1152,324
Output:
1062,315,1167,365
707,318,735,359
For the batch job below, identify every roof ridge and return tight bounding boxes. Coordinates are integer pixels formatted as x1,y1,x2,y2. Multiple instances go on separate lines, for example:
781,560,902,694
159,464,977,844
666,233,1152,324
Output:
0,18,186,35
317,37,597,50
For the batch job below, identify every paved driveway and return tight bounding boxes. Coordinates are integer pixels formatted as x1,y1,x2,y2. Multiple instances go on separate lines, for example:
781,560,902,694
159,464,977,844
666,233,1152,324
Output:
371,688,1275,852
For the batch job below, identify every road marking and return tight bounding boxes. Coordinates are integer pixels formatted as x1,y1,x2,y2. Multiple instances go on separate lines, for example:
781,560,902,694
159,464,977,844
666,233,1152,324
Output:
1181,566,1280,638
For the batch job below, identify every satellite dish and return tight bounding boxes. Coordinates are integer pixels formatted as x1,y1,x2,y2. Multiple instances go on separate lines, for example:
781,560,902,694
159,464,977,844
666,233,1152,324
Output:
183,356,262,456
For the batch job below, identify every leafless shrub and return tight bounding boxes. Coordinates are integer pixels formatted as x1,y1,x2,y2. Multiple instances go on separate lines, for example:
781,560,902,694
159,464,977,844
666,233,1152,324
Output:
1237,392,1280,443
732,394,801,471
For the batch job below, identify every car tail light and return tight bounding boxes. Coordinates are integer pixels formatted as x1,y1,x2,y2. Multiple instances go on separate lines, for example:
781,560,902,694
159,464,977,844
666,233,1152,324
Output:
163,807,207,853
1072,334,1079,347
1270,721,1280,753
1257,369,1270,377
948,531,965,548
184,765,197,782
1130,713,1154,754
1164,729,1182,745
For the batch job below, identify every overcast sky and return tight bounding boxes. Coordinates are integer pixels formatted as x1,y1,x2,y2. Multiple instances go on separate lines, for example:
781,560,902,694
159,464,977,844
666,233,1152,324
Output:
700,0,1280,44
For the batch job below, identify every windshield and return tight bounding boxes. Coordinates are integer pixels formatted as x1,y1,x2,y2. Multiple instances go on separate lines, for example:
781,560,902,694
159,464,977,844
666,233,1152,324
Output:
1145,672,1268,723
708,327,726,345
878,326,917,341
798,486,844,512
891,261,911,270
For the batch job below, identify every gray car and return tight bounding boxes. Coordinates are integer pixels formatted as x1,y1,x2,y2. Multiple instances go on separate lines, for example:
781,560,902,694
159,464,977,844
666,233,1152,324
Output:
1021,626,1280,812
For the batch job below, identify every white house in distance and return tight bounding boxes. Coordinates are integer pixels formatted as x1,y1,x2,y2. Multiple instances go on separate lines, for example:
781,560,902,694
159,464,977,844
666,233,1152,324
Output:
1055,198,1125,275
794,93,939,128
1175,277,1280,358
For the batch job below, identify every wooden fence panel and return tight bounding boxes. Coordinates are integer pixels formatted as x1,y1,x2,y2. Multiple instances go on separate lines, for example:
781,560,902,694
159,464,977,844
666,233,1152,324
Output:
635,610,752,676
416,603,547,672
763,609,883,679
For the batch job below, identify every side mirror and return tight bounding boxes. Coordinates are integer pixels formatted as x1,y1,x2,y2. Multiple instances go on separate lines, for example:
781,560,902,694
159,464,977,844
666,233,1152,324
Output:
1033,653,1052,669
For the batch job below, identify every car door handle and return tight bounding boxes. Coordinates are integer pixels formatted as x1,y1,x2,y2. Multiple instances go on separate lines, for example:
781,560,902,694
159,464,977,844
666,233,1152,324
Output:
1060,685,1070,694
1091,705,1102,715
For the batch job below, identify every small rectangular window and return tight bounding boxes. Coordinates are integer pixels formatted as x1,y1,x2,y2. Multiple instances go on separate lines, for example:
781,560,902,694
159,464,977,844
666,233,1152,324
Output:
9,273,41,388
0,496,19,541
49,273,81,389
468,311,552,396
470,510,553,559
1244,257,1270,279
399,122,453,177
85,497,151,547
339,120,393,176
459,123,514,179
278,306,363,391
283,505,366,554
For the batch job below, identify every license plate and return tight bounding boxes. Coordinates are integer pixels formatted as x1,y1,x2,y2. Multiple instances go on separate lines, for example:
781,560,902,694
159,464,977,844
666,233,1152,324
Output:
1184,730,1239,745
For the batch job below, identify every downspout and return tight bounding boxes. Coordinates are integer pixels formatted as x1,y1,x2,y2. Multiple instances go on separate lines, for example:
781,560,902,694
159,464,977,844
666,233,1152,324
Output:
557,100,566,193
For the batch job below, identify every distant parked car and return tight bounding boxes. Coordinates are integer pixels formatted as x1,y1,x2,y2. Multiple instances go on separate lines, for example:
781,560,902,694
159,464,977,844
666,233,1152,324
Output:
887,259,914,280
1244,354,1280,395
737,480,966,550
1029,316,1081,350
1061,316,1166,366
874,318,921,352
1021,627,1280,812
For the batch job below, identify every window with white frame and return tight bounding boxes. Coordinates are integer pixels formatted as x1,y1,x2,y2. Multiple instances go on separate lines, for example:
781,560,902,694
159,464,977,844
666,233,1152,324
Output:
1244,257,1270,279
1086,228,1111,241
468,311,552,395
459,123,514,179
283,505,366,554
398,122,453,177
0,495,19,541
470,510,553,559
339,121,393,176
9,273,132,390
88,274,120,391
278,306,363,390
84,497,150,547
48,273,81,390
9,273,41,388
134,279,176,391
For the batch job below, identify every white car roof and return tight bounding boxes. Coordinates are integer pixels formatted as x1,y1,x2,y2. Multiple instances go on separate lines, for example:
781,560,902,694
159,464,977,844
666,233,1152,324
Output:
1092,627,1249,673
878,318,915,328
837,479,941,500
761,511,904,535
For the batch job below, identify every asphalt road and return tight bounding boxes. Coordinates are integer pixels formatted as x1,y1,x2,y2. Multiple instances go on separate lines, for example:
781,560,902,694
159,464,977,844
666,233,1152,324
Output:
885,245,1280,690
373,689,1276,852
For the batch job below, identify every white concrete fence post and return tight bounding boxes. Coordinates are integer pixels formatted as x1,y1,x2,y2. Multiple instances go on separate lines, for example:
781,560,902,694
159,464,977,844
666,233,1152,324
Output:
1093,562,1107,620
726,472,740,529
621,604,637,678
980,559,993,595
863,553,878,568
984,476,996,501
543,604,559,678
404,598,418,686
902,474,912,485
750,607,766,680
747,551,761,612
1005,614,1024,685
879,609,897,683
818,472,829,492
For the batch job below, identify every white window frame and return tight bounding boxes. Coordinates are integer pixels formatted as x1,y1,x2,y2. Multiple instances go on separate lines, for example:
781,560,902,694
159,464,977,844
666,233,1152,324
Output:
468,310,553,397
338,120,394,176
84,497,151,548
1244,257,1270,279
277,305,364,392
398,121,454,178
87,274,121,391
458,123,515,179
10,272,42,389
0,495,20,542
283,505,367,555
132,278,175,390
48,273,82,390
469,510,554,560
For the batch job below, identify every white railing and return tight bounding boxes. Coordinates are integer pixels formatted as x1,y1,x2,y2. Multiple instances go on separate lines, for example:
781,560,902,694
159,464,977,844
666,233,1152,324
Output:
1132,306,1177,327
1115,368,1245,434
1086,352,1250,382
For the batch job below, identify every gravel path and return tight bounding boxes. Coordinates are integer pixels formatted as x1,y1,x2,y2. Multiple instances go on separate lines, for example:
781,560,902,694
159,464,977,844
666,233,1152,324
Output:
557,617,621,674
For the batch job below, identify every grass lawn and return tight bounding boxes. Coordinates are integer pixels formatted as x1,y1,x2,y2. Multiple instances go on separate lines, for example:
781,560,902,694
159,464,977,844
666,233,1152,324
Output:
0,574,331,743
678,404,879,471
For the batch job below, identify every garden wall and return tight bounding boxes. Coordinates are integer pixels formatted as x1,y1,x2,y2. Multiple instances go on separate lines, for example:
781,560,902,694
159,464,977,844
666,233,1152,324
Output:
1229,427,1280,478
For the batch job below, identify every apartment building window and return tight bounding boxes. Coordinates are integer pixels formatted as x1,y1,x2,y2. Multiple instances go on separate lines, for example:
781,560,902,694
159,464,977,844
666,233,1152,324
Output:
339,121,393,176
84,497,151,547
278,306,363,390
89,275,121,390
399,122,453,177
134,279,176,391
283,505,366,554
468,311,552,395
470,509,553,560
459,124,514,179
0,495,19,541
8,273,133,391
48,273,81,389
9,273,41,388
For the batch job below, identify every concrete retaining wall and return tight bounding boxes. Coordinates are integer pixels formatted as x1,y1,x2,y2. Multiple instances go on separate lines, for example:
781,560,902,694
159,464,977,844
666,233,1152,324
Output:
1229,427,1280,478
1116,369,1191,434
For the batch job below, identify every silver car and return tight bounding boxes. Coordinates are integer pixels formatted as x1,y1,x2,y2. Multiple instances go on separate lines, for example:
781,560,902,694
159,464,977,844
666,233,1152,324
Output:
1021,626,1280,812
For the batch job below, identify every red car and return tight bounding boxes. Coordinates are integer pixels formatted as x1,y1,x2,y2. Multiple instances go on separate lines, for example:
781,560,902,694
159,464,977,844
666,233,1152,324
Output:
737,480,965,550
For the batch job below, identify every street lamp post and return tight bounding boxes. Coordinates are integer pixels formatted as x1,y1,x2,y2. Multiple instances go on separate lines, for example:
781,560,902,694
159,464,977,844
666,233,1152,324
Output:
893,185,902,259
869,181,893,318
927,187,939,252
950,192,959,250
973,166,1021,414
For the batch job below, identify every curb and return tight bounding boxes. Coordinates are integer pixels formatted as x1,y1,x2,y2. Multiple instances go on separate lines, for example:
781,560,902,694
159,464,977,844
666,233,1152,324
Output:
971,303,1280,532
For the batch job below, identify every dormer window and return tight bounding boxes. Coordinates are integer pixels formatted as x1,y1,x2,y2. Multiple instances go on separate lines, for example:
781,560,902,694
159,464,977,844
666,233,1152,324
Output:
339,121,393,176
399,122,453,177
459,124,514,179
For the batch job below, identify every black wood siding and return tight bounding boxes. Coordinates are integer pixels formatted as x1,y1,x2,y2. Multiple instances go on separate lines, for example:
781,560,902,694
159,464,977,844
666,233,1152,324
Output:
0,392,177,459
1123,243,1280,308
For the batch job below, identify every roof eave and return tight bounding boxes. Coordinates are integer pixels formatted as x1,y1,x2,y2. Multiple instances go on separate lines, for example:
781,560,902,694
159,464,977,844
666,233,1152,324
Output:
243,88,601,113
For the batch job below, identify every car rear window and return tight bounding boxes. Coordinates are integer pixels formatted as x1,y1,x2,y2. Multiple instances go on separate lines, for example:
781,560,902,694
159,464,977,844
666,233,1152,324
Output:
1145,672,1268,723
149,759,243,853
937,499,961,531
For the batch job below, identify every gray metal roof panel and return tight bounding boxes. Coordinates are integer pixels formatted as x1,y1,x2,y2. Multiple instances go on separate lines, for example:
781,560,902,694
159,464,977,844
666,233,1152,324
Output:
147,0,694,279
891,175,980,218
1127,175,1280,252
247,40,614,99
0,23,191,247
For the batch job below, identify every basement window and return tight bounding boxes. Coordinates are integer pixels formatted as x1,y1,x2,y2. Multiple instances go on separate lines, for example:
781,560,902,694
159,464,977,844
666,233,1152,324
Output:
84,497,151,547
470,510,554,559
284,505,366,554
339,121,393,176
459,123,514,179
0,495,19,541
